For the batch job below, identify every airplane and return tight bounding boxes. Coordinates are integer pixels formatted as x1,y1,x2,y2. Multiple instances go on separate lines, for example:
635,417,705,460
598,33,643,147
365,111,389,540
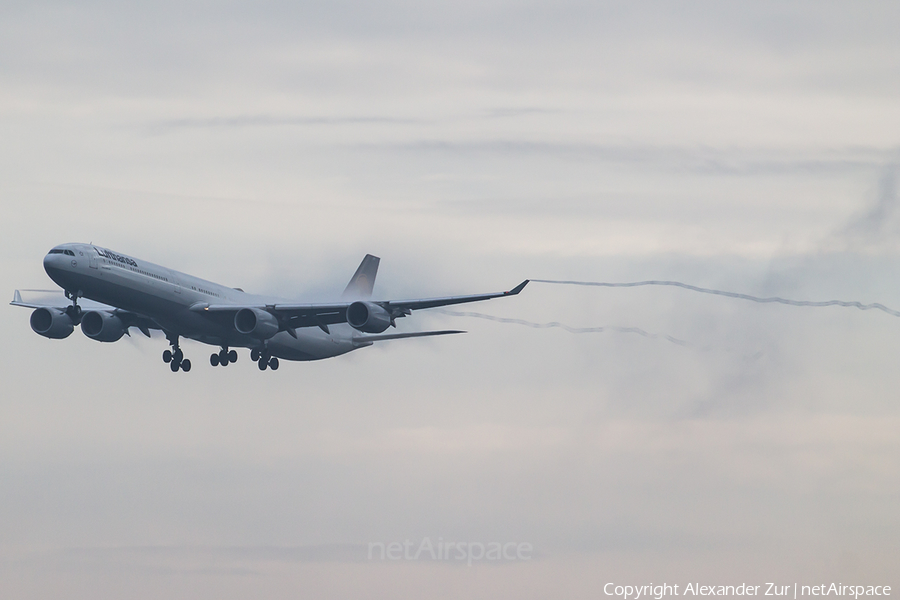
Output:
12,243,529,372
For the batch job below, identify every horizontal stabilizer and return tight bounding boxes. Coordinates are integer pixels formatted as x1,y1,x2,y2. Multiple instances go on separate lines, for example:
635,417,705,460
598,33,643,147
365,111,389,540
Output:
352,329,465,346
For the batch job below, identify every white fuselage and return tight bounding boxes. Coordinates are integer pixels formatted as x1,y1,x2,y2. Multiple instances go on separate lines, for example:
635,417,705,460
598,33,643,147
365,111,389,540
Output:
42,243,360,360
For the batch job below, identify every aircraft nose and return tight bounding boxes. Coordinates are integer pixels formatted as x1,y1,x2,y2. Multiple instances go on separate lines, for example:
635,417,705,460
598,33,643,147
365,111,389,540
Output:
43,252,63,276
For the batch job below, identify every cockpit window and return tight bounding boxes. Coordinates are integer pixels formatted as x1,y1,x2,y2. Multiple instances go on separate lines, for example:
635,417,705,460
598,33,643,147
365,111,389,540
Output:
48,249,65,254
66,250,75,256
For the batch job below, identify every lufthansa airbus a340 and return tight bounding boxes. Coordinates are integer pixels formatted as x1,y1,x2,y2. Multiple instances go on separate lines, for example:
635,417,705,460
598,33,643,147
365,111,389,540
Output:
12,244,528,372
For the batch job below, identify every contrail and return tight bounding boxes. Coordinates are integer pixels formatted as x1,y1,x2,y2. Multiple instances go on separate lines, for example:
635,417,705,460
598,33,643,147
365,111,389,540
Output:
436,309,690,347
530,279,900,317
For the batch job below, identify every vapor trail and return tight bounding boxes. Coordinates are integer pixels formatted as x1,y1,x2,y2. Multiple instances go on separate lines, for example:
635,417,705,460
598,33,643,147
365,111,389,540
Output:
531,279,900,317
436,310,690,347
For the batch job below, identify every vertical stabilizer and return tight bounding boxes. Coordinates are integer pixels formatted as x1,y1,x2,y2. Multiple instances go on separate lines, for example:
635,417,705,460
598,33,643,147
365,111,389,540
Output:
342,254,380,299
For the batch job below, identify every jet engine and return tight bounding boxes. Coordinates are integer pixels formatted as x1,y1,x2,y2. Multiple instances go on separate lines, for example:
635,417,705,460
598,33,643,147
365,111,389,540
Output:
30,307,75,339
81,310,127,342
346,301,392,333
234,308,280,339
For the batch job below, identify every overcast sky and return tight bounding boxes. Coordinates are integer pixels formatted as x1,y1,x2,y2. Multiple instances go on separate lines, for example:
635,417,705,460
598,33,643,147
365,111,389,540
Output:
2,2,900,598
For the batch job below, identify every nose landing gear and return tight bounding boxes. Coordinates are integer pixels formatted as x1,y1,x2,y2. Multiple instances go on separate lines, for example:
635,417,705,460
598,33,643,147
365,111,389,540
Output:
64,290,83,323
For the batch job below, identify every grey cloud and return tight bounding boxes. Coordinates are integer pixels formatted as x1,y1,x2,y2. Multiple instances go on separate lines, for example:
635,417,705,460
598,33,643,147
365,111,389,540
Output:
53,543,370,566
146,109,558,134
352,141,898,176
3,1,900,99
839,164,900,243
148,115,422,134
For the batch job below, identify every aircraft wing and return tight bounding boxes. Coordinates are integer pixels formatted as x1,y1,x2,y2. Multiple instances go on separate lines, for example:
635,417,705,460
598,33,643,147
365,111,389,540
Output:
10,290,162,337
195,280,529,331
384,279,529,311
11,289,115,311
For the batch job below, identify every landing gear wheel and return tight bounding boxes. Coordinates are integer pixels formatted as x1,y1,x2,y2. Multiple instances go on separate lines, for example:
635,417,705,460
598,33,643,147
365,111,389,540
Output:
250,349,260,362
164,333,185,373
219,349,229,366
228,350,237,363
257,357,267,371
269,357,279,370
210,353,220,367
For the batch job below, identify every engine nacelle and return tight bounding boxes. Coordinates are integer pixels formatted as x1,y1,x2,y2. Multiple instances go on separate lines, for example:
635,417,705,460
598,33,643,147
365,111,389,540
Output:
347,301,392,333
81,310,126,342
30,307,75,339
234,308,280,339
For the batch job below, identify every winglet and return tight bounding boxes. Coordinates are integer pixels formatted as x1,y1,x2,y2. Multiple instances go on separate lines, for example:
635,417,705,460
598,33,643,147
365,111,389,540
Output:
12,290,22,304
505,280,529,296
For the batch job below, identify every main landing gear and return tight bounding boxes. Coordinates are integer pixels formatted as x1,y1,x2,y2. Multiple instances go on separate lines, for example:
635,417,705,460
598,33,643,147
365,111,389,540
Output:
162,334,191,372
160,341,277,372
210,347,238,367
250,348,279,371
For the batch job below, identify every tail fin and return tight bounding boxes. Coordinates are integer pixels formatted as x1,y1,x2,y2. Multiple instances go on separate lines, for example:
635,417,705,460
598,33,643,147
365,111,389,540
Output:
342,254,380,299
